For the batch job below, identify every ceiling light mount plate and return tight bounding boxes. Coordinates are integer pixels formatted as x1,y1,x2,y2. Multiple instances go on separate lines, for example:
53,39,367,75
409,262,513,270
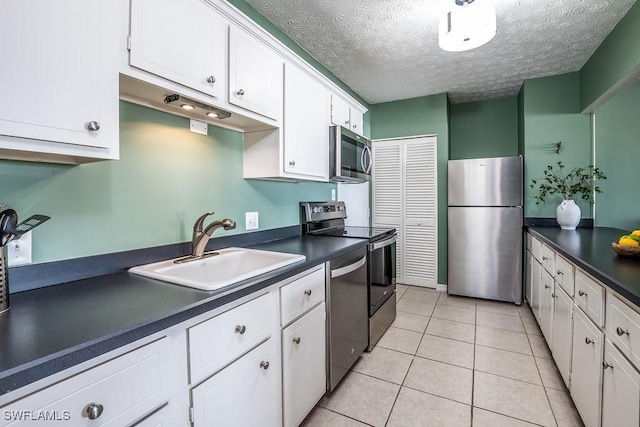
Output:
455,0,475,5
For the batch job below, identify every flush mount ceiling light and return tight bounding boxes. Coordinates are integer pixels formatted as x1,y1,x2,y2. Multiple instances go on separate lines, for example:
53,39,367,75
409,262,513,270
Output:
439,0,497,52
163,94,231,119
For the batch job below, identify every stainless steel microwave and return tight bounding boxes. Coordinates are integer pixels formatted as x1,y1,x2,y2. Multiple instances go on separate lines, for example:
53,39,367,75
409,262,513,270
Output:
329,126,372,183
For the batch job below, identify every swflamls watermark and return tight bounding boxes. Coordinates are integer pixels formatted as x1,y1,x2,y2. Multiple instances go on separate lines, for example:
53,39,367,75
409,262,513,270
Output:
3,410,71,421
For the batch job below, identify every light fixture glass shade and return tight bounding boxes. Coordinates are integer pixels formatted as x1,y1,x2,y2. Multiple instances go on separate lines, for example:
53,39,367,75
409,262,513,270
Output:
439,2,496,52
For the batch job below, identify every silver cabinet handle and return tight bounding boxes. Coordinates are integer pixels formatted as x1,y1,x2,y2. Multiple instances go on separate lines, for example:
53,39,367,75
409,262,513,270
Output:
603,361,614,369
542,256,548,261
578,290,587,297
289,160,295,166
344,120,350,125
207,75,216,84
85,403,104,420
544,284,550,289
556,270,563,275
235,325,246,334
293,337,301,344
236,89,245,96
616,327,629,336
304,289,312,296
260,361,269,370
585,337,594,345
551,293,557,298
353,124,357,129
86,121,100,132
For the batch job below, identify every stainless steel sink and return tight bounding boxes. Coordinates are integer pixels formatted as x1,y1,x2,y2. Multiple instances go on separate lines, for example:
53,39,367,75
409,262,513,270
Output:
129,247,306,291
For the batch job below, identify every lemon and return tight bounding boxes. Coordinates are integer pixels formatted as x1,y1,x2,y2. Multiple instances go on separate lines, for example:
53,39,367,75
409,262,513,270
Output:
628,234,640,243
632,230,640,237
619,237,640,246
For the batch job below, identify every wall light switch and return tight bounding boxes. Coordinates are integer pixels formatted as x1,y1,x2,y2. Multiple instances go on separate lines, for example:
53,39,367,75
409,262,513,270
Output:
7,231,32,266
245,212,259,230
189,119,208,135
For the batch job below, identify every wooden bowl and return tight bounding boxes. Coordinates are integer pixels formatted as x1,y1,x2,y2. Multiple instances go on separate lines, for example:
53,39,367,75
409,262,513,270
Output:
612,242,640,258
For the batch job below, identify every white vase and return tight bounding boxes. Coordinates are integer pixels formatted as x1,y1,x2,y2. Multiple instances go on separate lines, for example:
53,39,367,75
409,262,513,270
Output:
556,199,581,230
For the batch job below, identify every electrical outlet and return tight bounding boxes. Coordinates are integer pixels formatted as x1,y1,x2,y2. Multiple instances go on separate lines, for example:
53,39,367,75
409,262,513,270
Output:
331,189,336,201
7,231,32,266
245,212,259,230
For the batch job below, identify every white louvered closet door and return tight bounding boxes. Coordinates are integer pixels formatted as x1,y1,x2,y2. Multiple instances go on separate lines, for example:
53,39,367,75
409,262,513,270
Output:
372,141,403,282
372,136,437,288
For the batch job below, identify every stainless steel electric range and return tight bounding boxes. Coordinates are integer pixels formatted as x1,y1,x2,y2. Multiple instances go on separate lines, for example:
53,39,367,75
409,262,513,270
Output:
300,201,397,352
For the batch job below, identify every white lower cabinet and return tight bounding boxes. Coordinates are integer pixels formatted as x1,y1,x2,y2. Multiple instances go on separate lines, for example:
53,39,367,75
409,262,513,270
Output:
540,269,555,343
531,258,542,322
552,286,573,388
602,339,640,427
191,340,279,427
282,303,326,427
571,306,604,427
1,338,171,427
525,251,532,304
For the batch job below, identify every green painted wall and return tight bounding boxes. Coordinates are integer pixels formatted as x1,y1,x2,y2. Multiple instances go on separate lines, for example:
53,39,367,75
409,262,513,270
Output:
369,94,449,285
522,73,592,218
580,1,640,111
226,0,369,108
0,102,335,263
594,80,640,230
449,97,519,160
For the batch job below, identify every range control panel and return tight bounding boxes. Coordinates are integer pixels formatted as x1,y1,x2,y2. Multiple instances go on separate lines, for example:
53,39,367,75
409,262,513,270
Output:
300,201,347,223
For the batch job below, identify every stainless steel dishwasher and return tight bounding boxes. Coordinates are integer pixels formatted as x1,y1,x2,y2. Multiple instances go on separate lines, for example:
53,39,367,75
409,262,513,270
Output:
326,245,368,391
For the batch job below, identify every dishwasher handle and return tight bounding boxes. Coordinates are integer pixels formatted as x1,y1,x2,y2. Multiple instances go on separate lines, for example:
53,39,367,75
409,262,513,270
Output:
331,255,367,279
370,235,396,251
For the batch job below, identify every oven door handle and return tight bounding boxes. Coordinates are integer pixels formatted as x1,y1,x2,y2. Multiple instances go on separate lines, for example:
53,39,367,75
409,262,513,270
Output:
370,235,396,251
331,255,367,279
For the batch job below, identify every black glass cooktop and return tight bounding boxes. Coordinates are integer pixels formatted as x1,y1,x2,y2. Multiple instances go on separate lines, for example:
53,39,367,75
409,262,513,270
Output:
315,226,396,242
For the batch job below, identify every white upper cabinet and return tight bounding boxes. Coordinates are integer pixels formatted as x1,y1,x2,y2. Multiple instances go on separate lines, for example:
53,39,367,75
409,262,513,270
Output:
129,0,227,99
331,95,365,136
0,0,120,163
283,63,330,180
229,28,284,121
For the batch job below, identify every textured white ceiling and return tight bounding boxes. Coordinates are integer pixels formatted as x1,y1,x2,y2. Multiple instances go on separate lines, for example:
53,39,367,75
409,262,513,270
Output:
243,0,637,104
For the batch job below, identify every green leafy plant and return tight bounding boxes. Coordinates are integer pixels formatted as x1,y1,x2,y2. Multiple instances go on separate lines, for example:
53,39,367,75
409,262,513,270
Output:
530,162,606,204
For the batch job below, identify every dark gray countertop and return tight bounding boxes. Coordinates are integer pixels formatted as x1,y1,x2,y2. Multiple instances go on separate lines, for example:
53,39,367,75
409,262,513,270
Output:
527,226,640,306
0,235,367,396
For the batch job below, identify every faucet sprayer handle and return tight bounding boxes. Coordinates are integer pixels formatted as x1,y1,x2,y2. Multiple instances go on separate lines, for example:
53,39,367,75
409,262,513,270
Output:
193,211,214,236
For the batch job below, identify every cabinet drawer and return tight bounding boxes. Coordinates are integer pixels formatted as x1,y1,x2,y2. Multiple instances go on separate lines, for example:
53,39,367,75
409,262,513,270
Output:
554,254,575,296
1,338,168,427
575,269,605,327
608,294,640,369
531,235,542,262
188,293,273,385
540,244,555,275
280,266,325,326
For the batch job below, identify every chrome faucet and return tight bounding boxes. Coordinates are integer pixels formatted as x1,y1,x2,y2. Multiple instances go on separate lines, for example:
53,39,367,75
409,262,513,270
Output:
175,211,236,263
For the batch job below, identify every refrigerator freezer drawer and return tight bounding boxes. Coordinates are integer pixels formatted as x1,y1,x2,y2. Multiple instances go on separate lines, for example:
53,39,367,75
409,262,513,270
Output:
447,206,523,303
448,156,523,207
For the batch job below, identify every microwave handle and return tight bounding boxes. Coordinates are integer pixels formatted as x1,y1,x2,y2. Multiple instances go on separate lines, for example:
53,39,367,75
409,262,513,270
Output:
362,145,372,174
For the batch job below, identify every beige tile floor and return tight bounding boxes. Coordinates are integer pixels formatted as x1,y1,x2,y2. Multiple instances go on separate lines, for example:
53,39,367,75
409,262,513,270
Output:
302,285,584,427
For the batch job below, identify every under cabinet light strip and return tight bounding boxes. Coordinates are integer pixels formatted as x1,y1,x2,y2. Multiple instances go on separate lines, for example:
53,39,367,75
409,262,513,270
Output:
163,94,231,119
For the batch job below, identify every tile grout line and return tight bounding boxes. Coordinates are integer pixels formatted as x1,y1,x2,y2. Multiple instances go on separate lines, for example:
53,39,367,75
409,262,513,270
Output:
318,406,377,426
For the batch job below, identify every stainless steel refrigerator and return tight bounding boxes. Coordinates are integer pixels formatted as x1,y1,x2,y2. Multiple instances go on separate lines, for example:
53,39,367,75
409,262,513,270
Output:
447,156,523,304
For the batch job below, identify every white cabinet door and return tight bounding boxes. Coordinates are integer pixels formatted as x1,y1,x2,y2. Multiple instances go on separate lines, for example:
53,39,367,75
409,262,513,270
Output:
191,340,279,427
350,109,364,136
130,0,227,99
552,286,573,388
283,64,330,180
531,259,542,323
0,0,119,159
525,251,532,304
229,28,283,120
540,269,554,343
331,95,351,128
602,340,640,427
282,304,326,427
571,307,604,427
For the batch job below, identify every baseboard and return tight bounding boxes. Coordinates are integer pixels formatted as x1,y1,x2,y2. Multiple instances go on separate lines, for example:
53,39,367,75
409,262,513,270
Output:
436,284,448,292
